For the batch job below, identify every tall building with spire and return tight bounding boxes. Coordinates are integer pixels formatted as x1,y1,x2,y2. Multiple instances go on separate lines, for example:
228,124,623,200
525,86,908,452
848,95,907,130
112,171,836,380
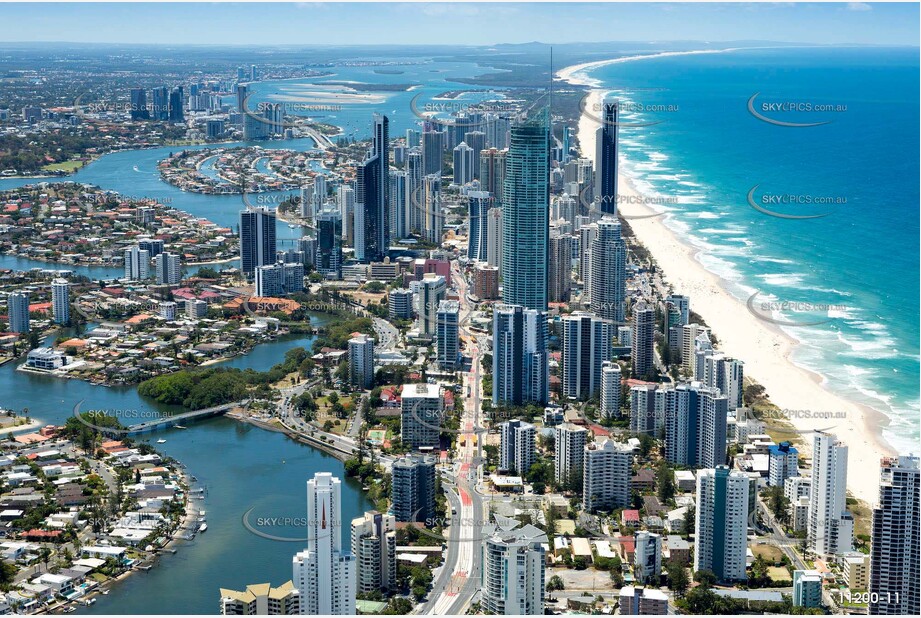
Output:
502,111,550,311
292,473,355,615
356,114,389,262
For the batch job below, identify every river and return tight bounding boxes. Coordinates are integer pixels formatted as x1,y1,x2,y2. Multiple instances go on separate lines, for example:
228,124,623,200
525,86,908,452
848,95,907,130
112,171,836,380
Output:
0,58,501,612
0,317,375,614
0,137,375,613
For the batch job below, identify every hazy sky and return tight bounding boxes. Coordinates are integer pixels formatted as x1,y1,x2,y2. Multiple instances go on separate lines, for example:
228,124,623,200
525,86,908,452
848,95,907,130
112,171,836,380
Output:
0,2,917,46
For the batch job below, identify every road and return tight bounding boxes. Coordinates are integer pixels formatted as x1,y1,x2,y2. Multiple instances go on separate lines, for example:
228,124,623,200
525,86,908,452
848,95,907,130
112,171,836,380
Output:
755,496,841,611
421,261,487,615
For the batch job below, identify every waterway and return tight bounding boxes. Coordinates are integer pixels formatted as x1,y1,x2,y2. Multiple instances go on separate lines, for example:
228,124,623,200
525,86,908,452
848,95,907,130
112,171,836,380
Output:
1,316,376,614
0,57,503,612
0,136,370,612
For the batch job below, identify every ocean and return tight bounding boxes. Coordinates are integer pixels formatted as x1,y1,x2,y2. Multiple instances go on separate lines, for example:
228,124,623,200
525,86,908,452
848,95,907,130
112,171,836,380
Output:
582,46,919,453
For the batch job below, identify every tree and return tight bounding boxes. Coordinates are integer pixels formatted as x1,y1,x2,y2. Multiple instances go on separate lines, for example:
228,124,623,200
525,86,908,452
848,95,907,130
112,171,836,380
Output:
666,561,690,597
681,505,696,537
694,569,717,589
655,461,676,503
765,485,791,527
547,574,565,592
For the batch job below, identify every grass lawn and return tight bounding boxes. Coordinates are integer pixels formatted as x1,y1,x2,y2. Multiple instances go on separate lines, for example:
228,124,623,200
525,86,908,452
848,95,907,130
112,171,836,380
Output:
768,566,791,582
752,544,784,563
41,159,85,172
315,394,354,435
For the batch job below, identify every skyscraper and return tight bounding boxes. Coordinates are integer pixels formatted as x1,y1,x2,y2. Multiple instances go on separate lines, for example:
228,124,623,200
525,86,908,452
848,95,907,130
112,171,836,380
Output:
421,173,442,245
316,209,343,280
594,99,618,215
499,419,537,476
548,233,572,303
479,148,507,209
561,311,614,401
554,423,587,488
631,301,655,379
630,384,660,437
663,382,728,469
129,87,149,120
481,522,546,615
337,185,355,245
356,114,389,262
240,208,277,278
809,432,854,556
464,131,486,172
154,252,181,285
452,141,476,185
152,86,169,120
600,361,622,419
467,191,492,262
292,473,355,615
421,127,445,176
590,216,626,322
869,456,920,615
502,112,550,311
350,511,397,595
767,442,800,487
168,86,184,123
416,273,446,337
486,207,503,270
391,455,436,523
404,148,423,234
347,334,375,389
400,383,443,450
389,169,407,239
8,291,30,334
124,246,150,281
695,466,750,582
492,304,548,406
51,279,69,325
583,439,632,512
436,300,460,370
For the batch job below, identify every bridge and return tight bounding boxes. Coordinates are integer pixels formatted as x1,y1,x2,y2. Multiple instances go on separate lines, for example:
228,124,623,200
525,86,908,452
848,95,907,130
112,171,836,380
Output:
122,400,249,435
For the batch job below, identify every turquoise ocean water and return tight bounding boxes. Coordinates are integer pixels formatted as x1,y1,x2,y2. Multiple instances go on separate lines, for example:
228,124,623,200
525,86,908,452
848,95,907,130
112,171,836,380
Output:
581,46,919,452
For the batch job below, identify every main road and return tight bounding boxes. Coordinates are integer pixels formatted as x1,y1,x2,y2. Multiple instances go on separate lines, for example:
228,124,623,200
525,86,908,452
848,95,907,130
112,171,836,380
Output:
421,260,487,615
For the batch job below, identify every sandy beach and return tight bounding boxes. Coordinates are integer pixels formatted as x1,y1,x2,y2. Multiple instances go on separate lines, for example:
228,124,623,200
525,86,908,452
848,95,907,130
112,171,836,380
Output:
560,66,894,504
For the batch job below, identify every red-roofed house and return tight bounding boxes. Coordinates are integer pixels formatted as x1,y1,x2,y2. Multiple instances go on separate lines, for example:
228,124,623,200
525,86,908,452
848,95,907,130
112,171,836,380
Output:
617,535,636,562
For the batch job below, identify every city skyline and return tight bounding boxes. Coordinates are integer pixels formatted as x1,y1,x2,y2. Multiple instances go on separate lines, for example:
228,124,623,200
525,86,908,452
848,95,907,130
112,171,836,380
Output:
0,3,916,615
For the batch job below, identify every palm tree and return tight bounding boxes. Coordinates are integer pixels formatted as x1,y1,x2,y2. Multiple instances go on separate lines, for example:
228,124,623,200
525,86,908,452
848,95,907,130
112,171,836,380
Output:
38,547,52,573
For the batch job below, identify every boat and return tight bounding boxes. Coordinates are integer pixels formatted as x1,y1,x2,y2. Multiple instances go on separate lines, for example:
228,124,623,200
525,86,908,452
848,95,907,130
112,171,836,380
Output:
102,591,109,595
174,425,187,430
199,523,208,533
156,439,166,444
288,223,296,229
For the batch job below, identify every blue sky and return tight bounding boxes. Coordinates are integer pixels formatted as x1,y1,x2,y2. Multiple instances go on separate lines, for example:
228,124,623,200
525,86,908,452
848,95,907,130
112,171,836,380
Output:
0,2,917,46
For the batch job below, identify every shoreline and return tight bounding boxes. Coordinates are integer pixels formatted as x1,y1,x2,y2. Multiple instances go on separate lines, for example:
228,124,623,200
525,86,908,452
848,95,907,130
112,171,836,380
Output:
562,68,894,504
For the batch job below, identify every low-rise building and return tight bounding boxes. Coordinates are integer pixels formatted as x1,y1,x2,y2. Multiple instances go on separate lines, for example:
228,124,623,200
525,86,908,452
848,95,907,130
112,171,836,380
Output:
619,586,669,615
219,581,300,615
